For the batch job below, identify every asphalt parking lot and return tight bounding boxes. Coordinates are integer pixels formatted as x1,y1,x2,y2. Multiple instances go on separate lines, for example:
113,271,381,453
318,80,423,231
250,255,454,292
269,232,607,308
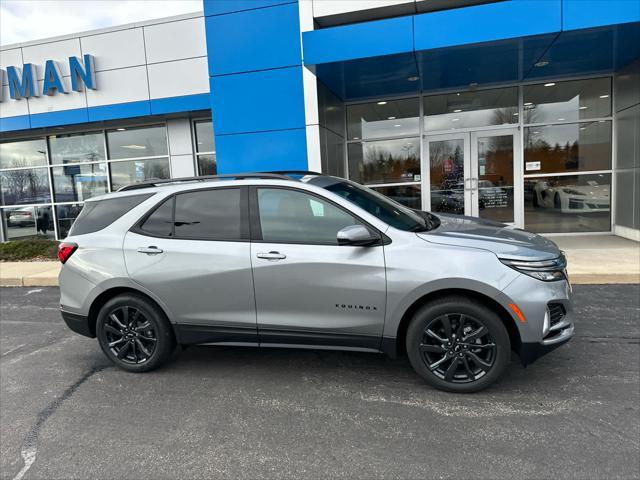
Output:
1,285,639,480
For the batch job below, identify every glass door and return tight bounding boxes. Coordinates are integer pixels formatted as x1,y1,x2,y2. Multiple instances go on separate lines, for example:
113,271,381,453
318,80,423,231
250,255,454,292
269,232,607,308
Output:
470,128,520,225
425,129,521,225
423,133,470,215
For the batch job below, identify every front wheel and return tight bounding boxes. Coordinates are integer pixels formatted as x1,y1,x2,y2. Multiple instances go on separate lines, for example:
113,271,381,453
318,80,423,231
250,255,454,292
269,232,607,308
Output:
406,296,510,393
96,294,175,372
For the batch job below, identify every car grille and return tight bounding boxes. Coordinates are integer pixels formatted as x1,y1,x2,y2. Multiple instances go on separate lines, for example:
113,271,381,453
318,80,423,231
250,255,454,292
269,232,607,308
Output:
548,302,565,327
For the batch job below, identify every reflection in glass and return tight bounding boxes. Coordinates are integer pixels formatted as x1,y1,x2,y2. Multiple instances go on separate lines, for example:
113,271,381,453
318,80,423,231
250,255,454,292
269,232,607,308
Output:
197,154,217,176
52,163,108,202
477,135,514,223
55,203,84,238
2,205,54,239
109,158,170,191
107,125,168,159
0,139,47,169
524,173,611,233
347,98,419,140
424,87,518,131
523,78,611,124
195,121,215,153
429,138,465,215
348,138,420,184
524,121,611,174
0,168,51,206
371,184,421,210
49,132,105,164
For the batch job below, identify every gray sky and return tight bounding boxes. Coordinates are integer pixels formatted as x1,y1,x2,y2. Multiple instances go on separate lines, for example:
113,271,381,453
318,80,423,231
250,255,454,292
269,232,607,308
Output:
1,0,203,45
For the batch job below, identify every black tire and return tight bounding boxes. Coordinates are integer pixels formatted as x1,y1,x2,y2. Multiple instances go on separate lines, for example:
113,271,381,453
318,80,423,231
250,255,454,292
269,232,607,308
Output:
532,192,539,208
406,296,510,393
96,294,175,372
554,193,562,210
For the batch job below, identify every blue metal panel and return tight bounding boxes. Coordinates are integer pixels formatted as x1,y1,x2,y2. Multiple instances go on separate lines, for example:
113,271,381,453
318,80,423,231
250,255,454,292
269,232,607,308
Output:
0,115,30,132
87,100,151,122
210,66,306,135
150,93,210,115
203,0,294,16
215,128,308,174
563,0,640,31
302,16,414,64
205,2,301,76
30,108,89,129
413,0,561,51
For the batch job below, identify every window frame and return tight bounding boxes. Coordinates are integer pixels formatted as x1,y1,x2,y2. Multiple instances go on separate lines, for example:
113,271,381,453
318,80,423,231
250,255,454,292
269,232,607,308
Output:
131,185,249,242
249,185,386,246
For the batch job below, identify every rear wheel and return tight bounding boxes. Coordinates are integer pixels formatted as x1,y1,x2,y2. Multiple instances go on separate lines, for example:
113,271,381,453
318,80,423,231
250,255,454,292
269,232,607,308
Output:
96,294,175,372
406,296,510,393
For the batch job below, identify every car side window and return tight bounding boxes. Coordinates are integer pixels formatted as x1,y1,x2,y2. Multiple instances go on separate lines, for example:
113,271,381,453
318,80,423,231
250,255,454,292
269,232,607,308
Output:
173,188,243,240
140,197,174,237
256,188,361,244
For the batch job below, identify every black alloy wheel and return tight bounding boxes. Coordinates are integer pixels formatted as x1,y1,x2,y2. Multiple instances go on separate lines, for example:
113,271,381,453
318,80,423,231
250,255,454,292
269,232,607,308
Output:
104,306,157,364
406,296,510,393
96,294,175,372
419,313,496,383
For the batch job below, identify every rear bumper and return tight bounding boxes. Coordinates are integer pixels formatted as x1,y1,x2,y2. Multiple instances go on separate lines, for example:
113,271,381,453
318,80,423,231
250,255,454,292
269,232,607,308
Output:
61,310,94,338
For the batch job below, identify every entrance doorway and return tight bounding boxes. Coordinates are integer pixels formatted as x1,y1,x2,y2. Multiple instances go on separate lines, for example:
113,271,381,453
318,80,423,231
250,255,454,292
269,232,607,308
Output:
423,128,521,226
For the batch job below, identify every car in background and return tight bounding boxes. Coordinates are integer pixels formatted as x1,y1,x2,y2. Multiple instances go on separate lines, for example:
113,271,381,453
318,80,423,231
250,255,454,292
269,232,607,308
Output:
532,179,610,213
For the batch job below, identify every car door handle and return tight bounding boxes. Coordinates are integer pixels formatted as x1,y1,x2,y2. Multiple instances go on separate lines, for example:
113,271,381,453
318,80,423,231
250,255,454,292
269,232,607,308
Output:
256,251,286,260
137,246,163,255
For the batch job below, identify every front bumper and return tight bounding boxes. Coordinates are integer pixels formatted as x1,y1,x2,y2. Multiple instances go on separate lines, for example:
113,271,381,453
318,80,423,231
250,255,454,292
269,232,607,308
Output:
61,310,94,338
519,321,574,365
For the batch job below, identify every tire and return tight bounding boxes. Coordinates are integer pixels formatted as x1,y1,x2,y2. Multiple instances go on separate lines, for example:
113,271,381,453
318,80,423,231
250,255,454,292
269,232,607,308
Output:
532,192,539,208
554,193,562,210
406,296,510,393
96,294,175,372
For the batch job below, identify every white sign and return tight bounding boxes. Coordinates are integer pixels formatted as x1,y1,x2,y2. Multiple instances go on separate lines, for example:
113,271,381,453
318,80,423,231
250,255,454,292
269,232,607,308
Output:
526,161,541,171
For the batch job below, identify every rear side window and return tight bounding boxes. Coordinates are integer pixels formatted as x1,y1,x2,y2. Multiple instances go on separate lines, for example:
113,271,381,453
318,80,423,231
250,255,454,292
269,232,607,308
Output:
139,197,174,237
174,188,242,240
69,193,152,236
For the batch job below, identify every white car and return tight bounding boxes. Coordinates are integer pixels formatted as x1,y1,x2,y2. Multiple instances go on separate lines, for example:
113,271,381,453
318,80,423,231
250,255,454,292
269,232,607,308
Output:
532,180,610,213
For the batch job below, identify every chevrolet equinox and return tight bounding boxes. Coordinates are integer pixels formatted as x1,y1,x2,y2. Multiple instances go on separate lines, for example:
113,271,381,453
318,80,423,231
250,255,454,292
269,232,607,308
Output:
58,172,574,392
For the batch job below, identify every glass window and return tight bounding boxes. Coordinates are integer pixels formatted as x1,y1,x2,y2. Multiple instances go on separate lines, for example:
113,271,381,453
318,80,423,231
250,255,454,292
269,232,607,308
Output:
49,132,105,164
428,138,465,215
370,184,422,210
52,163,108,202
0,168,51,206
174,188,243,240
524,121,611,174
523,78,611,124
55,203,84,238
348,138,420,185
347,98,419,140
195,120,215,153
107,125,168,159
424,87,518,131
524,173,611,233
69,194,153,236
197,155,216,176
257,188,360,244
2,205,55,240
0,139,47,169
140,197,174,237
109,158,170,191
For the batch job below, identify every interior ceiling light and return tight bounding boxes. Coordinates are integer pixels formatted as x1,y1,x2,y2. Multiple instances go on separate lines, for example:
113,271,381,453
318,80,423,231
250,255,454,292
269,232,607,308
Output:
534,60,549,67
407,76,419,82
121,145,146,150
600,94,609,98
544,82,556,87
513,112,519,115
524,102,533,106
388,116,396,120
558,118,565,121
116,128,126,131
394,124,402,127
377,101,387,105
579,106,588,110
453,109,462,113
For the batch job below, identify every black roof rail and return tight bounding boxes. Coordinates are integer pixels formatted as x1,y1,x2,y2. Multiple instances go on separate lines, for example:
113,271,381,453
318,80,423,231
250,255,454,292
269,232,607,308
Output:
117,173,293,192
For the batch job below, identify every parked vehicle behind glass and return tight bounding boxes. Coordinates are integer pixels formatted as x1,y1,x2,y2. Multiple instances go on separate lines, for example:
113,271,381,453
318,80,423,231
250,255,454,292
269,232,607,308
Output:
58,172,574,393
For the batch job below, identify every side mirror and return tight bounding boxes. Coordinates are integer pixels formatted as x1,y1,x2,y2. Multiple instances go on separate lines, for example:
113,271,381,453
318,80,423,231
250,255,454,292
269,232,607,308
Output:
337,225,379,246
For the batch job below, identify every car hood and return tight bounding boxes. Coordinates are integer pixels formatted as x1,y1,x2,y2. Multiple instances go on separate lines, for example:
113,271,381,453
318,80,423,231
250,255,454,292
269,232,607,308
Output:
417,213,561,261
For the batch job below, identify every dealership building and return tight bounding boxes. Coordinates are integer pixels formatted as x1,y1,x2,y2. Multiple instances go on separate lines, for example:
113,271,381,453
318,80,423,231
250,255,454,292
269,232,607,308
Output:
0,0,638,242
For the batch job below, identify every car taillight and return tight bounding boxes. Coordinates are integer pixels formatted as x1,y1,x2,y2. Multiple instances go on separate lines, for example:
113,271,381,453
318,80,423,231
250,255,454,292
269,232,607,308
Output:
58,242,78,264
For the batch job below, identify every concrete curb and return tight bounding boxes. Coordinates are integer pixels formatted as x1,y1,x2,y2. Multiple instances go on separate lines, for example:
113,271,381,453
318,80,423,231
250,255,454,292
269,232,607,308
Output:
0,277,60,287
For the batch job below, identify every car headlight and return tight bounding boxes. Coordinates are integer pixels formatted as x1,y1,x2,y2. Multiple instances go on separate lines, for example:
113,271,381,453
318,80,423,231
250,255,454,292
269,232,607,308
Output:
562,188,586,195
500,255,567,282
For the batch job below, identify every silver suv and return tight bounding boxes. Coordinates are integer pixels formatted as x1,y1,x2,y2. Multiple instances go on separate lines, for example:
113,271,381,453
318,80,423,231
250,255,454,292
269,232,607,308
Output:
58,172,574,393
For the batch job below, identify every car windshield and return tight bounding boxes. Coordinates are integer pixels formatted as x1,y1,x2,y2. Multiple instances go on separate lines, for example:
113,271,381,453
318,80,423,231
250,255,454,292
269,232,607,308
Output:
309,177,438,232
